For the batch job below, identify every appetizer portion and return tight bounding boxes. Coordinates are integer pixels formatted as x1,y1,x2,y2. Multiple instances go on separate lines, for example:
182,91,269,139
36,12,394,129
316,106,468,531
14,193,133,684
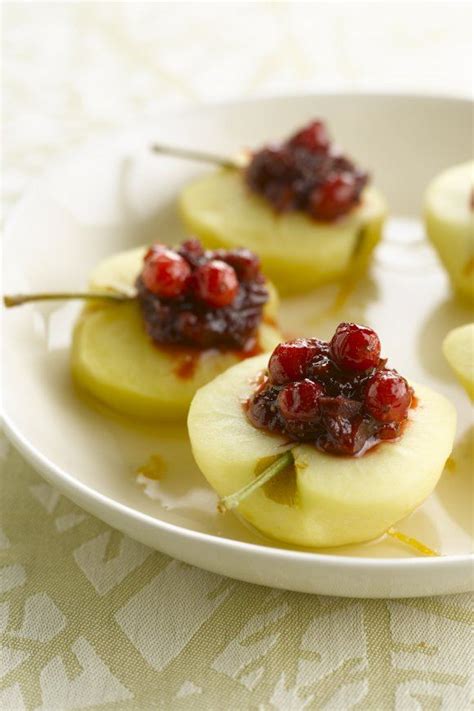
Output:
424,161,474,301
245,120,366,221
179,120,387,293
443,323,474,400
72,240,281,419
247,323,413,456
188,324,456,547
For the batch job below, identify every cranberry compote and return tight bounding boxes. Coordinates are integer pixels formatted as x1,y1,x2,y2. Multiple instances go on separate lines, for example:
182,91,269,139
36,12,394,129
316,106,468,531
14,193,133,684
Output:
245,119,368,222
246,323,414,456
136,239,269,350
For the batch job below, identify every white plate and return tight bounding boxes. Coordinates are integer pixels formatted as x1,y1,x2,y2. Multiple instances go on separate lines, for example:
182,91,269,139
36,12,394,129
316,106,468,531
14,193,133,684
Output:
3,93,473,598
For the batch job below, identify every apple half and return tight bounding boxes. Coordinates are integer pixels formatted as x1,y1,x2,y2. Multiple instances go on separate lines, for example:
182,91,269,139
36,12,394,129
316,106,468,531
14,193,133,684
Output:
71,248,281,419
425,161,474,302
188,355,456,548
180,171,387,295
443,323,474,400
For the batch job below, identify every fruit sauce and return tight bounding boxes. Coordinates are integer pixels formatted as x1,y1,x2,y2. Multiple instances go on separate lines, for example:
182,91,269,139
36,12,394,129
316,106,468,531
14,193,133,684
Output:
136,239,269,351
246,323,414,456
245,120,368,221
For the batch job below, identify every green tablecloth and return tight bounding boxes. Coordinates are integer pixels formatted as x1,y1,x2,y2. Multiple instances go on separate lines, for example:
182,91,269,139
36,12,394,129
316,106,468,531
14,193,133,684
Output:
2,3,472,708
1,433,472,710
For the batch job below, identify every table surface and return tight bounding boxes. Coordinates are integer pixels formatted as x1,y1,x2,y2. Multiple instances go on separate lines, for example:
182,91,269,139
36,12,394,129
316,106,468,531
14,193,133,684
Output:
2,3,472,710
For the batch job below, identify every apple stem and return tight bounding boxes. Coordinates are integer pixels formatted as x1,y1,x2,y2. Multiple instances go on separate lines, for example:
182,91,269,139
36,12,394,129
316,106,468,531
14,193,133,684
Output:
386,528,439,557
218,450,294,513
151,143,241,170
3,291,134,308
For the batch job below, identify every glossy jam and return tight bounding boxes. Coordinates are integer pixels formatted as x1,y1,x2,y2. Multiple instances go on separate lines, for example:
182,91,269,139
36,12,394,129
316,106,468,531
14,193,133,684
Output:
137,240,269,351
246,324,414,456
245,120,368,221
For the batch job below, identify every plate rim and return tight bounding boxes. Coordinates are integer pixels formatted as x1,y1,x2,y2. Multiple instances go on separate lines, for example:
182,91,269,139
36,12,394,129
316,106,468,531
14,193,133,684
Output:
3,411,472,571
3,90,473,575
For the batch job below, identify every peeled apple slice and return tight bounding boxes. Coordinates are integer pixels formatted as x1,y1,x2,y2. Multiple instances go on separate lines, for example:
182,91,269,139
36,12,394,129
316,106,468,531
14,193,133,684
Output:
443,323,474,400
71,248,281,420
425,162,474,302
188,355,456,548
180,170,387,294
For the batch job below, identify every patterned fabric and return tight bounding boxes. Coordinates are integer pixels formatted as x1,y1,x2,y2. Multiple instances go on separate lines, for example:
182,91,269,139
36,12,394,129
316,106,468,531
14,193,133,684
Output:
2,3,472,709
1,436,473,709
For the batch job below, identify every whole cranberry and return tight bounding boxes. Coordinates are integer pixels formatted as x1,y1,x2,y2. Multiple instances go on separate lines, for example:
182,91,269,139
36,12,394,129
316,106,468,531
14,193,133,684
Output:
330,323,381,372
309,173,357,221
288,120,330,153
195,259,239,308
268,338,325,385
277,379,325,421
143,242,167,262
365,370,412,423
142,247,191,297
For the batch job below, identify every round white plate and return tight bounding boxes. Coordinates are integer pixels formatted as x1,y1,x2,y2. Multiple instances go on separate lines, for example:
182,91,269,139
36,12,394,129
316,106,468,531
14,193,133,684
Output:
3,93,473,598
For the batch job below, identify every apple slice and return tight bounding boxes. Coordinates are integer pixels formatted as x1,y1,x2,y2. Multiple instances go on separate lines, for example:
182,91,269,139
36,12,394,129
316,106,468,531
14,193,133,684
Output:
188,355,456,548
425,161,474,302
443,323,474,400
180,171,387,295
71,247,281,420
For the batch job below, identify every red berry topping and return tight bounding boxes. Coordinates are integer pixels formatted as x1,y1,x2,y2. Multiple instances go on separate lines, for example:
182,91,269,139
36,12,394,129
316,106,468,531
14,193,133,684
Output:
277,379,324,421
309,173,358,221
288,120,330,153
245,120,368,222
365,370,412,423
142,247,191,297
245,322,413,457
195,259,239,308
219,248,261,281
330,323,381,372
268,338,325,385
178,239,205,266
137,239,268,351
247,385,284,432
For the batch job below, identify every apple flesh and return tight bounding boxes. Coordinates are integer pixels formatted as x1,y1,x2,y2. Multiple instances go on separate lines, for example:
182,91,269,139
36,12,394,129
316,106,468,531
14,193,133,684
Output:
71,248,281,420
425,162,474,302
180,170,387,294
443,323,474,401
188,355,456,548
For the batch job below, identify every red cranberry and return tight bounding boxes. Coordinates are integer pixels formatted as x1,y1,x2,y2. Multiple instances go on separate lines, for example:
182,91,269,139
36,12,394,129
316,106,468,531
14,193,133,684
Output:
268,338,324,385
309,173,358,221
195,259,239,308
277,379,324,421
142,247,191,297
288,120,330,153
365,370,412,423
330,323,381,372
143,243,167,262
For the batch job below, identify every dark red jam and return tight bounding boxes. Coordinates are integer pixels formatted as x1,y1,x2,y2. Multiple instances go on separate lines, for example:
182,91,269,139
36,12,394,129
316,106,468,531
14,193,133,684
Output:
246,323,414,456
245,120,368,222
136,239,269,350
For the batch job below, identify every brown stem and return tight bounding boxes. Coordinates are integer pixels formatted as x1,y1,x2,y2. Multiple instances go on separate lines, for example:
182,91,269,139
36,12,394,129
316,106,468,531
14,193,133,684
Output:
151,143,241,170
3,291,134,308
